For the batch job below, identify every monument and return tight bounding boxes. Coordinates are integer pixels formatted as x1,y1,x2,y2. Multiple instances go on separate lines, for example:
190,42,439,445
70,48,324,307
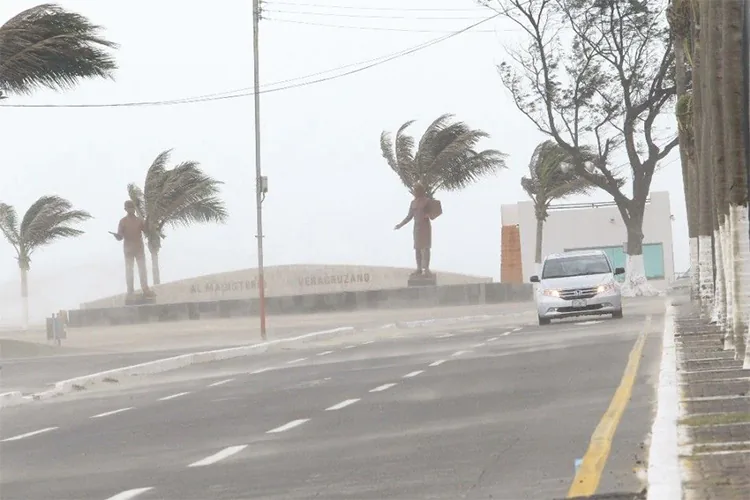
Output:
111,200,156,305
394,183,442,286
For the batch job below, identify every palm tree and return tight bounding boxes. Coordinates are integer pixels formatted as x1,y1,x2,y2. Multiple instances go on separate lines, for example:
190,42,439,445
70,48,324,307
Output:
380,114,507,197
127,150,228,285
0,4,117,98
0,196,91,330
521,141,594,273
719,0,749,365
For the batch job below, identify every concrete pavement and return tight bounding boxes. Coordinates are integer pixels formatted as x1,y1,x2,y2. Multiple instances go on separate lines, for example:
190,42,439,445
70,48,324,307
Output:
1,298,665,499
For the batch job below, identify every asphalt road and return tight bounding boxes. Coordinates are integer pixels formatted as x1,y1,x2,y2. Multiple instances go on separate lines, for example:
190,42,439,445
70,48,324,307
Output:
0,299,665,500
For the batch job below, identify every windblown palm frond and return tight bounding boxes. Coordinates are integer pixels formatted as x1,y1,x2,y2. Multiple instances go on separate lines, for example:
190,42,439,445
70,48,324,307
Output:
0,3,118,96
0,196,90,269
380,115,506,196
0,203,20,246
133,150,228,254
522,141,595,220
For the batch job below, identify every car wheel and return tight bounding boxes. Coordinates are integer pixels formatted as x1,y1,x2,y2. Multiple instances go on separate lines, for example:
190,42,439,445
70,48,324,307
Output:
612,309,624,319
538,316,551,326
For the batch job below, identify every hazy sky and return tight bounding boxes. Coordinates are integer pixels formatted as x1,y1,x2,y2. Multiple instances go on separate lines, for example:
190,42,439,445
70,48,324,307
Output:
0,0,686,324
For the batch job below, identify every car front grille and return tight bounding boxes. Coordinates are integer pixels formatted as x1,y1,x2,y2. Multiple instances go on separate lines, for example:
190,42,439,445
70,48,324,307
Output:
559,287,598,300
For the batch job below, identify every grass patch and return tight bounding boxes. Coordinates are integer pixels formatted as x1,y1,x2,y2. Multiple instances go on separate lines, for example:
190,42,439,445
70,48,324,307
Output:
680,412,750,427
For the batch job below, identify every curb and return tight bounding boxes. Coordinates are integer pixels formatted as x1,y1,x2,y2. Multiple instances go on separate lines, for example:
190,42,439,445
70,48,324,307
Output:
3,326,355,408
646,300,682,500
0,391,27,408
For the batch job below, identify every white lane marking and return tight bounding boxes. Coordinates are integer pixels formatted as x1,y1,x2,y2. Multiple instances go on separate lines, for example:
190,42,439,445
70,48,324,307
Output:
472,342,486,348
344,345,356,349
90,407,133,419
403,370,424,378
575,320,603,326
267,419,310,434
250,367,274,374
317,351,334,356
487,337,499,342
370,383,398,393
208,378,234,387
513,327,522,331
461,328,484,333
362,340,375,345
429,360,447,367
286,357,307,365
452,350,470,357
502,331,512,336
437,333,454,338
188,445,248,467
1,427,58,442
159,391,190,401
105,487,154,500
325,398,360,411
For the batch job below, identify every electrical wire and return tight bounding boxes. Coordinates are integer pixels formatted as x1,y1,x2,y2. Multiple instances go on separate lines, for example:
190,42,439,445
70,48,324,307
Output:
267,17,503,33
263,9,486,21
264,1,489,12
0,14,499,109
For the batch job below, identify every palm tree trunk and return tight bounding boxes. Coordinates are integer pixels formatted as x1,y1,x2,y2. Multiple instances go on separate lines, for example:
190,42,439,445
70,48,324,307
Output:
689,0,703,302
534,217,544,275
720,0,740,351
708,0,728,331
150,249,161,286
673,5,700,301
721,0,749,365
20,267,29,331
697,0,715,315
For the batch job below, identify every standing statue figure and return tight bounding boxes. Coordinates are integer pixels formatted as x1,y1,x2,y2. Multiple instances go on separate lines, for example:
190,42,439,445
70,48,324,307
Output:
111,200,155,298
394,183,442,277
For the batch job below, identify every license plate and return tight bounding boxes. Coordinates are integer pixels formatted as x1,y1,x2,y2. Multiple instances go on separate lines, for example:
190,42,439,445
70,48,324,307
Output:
572,299,587,308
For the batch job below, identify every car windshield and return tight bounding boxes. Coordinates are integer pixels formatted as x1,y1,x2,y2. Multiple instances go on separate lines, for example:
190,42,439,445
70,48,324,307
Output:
542,254,612,279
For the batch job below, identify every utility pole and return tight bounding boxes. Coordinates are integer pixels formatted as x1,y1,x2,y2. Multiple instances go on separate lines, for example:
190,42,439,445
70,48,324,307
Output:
252,0,267,341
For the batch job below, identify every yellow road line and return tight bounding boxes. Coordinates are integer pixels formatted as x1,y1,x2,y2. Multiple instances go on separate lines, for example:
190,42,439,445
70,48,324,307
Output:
567,315,652,498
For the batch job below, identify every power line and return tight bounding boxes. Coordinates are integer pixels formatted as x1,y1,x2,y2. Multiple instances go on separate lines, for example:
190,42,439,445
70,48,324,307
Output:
267,17,504,33
264,9,486,21
264,1,490,12
0,14,499,109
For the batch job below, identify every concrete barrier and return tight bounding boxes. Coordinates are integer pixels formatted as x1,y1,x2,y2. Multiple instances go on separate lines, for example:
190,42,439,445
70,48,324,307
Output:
67,282,532,328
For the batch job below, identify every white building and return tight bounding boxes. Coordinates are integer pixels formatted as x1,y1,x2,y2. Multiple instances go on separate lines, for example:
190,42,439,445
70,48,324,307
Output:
500,191,675,289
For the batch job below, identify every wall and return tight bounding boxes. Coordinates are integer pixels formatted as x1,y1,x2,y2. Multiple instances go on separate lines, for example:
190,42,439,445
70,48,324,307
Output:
501,191,675,288
67,282,533,328
81,264,493,309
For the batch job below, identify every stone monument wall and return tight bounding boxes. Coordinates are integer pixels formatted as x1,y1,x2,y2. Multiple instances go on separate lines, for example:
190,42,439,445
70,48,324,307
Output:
80,264,492,309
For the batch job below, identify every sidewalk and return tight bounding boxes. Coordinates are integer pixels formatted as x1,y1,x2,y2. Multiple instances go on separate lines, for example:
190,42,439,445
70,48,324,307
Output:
674,299,750,499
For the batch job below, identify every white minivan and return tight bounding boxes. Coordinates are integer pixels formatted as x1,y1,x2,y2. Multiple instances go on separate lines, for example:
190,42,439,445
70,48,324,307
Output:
530,249,625,325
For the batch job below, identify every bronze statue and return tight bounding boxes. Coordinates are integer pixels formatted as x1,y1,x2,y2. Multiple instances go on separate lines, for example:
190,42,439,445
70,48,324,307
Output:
394,183,441,277
111,200,154,298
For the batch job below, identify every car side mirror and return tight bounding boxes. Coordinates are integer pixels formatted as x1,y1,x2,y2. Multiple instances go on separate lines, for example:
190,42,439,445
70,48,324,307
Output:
530,275,540,283
614,267,625,275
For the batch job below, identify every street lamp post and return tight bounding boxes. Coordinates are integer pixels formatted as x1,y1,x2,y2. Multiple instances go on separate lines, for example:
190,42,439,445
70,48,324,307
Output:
252,0,267,340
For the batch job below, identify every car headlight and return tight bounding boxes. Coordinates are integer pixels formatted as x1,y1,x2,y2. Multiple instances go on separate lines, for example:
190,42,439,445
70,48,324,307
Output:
542,289,560,297
597,282,616,294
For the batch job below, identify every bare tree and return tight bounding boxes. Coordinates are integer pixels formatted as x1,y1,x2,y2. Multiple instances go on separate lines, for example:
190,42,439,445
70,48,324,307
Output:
483,0,678,296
